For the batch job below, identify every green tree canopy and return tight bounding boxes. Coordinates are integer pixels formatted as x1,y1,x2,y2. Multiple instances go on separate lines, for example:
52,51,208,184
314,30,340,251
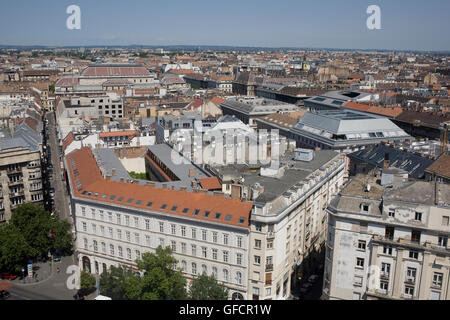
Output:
0,224,34,272
125,246,187,300
0,203,73,272
80,270,96,290
99,265,134,300
189,273,229,300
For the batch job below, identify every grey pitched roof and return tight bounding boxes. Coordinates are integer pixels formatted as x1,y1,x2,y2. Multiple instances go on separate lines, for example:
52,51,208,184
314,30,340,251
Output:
349,145,434,179
0,122,42,152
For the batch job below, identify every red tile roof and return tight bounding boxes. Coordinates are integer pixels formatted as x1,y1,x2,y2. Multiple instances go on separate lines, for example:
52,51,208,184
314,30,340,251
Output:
62,132,75,152
425,154,450,179
345,102,403,118
66,148,252,228
81,65,151,77
211,97,226,105
98,130,139,139
198,177,222,190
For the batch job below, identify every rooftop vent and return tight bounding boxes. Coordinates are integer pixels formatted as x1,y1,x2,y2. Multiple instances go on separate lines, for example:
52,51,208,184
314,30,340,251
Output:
294,148,314,162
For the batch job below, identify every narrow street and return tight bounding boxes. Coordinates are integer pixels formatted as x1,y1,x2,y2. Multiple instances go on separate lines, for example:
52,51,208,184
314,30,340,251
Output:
44,111,71,221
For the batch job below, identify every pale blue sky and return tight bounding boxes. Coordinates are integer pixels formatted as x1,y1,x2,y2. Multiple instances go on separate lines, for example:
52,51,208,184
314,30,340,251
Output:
0,0,449,51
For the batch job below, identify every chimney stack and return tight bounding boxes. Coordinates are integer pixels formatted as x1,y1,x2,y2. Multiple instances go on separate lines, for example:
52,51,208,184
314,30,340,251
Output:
112,168,116,176
383,152,390,169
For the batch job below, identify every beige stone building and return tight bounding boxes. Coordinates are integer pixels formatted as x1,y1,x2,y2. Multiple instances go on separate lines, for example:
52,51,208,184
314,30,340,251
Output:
323,174,450,300
0,143,43,223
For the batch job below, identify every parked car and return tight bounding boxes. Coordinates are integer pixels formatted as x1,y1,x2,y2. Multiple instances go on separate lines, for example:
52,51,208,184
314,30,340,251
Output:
49,188,55,197
0,290,10,300
299,282,313,295
308,275,319,284
0,273,17,280
53,255,61,262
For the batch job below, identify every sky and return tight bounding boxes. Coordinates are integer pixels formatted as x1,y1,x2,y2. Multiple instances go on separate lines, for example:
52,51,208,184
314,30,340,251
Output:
0,0,449,51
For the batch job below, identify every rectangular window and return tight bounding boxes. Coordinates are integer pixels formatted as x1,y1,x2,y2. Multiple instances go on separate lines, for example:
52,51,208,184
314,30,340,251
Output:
125,215,130,226
385,226,394,240
134,217,139,228
126,231,131,242
356,258,365,268
409,250,419,260
254,256,261,265
255,239,262,249
202,247,207,258
357,240,366,251
202,230,207,241
383,245,393,255
223,251,229,263
212,232,218,243
191,244,197,256
192,228,197,239
181,226,186,237
237,236,242,248
116,214,121,225
237,253,242,265
438,235,448,247
223,234,229,245
192,263,197,275
171,224,176,235
159,222,164,233
108,212,113,222
406,268,417,282
388,208,395,217
432,273,443,288
117,229,122,239
381,263,391,275
82,222,87,232
443,216,449,226
135,233,140,244
404,286,414,297
110,244,114,256
145,235,150,246
109,227,113,238
181,242,186,254
415,212,422,221
145,219,150,230
212,249,218,260
171,241,176,252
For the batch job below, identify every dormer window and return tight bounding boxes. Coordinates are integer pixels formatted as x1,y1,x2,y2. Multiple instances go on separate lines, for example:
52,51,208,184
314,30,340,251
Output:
361,203,370,213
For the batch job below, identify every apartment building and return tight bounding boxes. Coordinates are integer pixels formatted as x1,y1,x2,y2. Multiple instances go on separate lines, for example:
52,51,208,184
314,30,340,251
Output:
323,174,450,300
55,94,124,119
0,123,44,223
65,147,254,299
209,149,346,299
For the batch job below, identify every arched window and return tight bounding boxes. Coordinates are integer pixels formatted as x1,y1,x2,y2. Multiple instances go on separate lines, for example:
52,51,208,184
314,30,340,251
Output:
223,269,229,281
236,271,242,285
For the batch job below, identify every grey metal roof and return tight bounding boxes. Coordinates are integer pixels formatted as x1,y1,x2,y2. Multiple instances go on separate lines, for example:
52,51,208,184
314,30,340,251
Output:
213,150,340,203
0,122,42,152
148,144,211,181
348,144,434,179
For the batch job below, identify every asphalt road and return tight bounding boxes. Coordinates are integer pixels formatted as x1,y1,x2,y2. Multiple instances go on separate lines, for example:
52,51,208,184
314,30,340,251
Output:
45,112,71,222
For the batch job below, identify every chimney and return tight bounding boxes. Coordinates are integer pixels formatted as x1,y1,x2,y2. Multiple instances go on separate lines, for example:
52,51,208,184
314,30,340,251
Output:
383,152,390,169
105,175,111,181
112,168,116,176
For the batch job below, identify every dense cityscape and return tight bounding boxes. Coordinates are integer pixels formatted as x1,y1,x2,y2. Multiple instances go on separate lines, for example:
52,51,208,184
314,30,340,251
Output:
0,1,449,308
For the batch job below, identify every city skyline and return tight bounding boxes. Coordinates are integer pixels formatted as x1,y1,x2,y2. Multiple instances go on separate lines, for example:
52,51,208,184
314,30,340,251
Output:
0,0,449,51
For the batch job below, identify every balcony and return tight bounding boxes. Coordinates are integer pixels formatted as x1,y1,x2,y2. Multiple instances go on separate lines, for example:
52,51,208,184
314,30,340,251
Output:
8,179,24,186
380,272,390,279
267,232,275,239
10,191,25,198
265,264,273,272
7,168,22,174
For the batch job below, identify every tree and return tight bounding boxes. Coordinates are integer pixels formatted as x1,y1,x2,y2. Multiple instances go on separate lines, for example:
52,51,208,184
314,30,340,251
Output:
99,266,134,300
125,246,187,300
9,203,73,260
189,273,229,300
0,224,34,272
79,270,96,296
